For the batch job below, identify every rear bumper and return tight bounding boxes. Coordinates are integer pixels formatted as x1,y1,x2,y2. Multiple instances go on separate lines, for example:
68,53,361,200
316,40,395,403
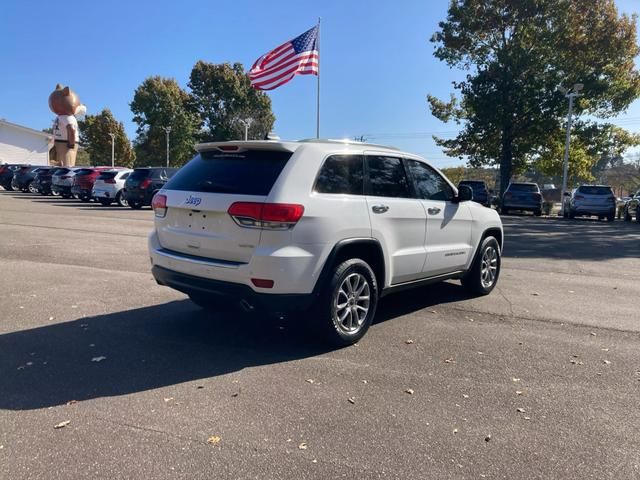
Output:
152,265,315,313
503,202,541,211
124,188,153,205
572,205,615,215
71,186,92,197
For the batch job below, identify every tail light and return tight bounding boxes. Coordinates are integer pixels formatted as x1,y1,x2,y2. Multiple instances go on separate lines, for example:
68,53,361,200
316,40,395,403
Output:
60,175,70,180
575,195,584,200
104,178,116,184
152,193,167,218
228,202,304,230
140,178,152,189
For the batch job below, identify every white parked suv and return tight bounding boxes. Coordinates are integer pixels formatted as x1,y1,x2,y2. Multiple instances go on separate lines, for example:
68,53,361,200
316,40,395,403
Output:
149,140,503,345
93,168,133,207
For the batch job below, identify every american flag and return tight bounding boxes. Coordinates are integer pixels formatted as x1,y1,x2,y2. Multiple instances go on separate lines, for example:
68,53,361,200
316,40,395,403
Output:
249,25,319,91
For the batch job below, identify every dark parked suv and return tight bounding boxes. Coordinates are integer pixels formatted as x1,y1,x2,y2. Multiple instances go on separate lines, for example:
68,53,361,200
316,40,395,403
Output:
33,167,65,195
12,166,51,193
0,164,21,190
458,180,490,207
502,182,542,216
123,167,178,209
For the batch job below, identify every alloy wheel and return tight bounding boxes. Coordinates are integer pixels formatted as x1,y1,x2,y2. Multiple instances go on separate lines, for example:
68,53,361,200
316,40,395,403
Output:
333,273,370,334
480,246,498,288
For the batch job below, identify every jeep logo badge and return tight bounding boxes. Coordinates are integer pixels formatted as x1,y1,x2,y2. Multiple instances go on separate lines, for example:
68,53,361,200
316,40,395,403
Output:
184,195,202,207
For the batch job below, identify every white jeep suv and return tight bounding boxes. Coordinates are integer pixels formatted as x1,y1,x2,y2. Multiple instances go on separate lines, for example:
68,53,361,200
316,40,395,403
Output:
149,140,503,345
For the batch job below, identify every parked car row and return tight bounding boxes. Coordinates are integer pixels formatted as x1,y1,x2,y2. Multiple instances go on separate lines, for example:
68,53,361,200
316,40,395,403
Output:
0,164,178,209
622,188,640,223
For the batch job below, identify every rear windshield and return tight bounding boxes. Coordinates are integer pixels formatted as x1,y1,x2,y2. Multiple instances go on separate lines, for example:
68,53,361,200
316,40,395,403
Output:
129,169,152,180
98,172,118,180
577,186,612,195
54,168,70,175
74,168,95,176
508,183,539,192
165,150,292,196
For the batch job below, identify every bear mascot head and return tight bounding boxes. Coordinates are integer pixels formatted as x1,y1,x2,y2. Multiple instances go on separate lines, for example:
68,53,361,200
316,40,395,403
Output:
49,84,85,166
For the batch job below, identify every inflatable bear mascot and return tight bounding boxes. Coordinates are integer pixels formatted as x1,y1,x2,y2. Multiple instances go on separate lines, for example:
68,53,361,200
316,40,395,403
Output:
49,84,84,166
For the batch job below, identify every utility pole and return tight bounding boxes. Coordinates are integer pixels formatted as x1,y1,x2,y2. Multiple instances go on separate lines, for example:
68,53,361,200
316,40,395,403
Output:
162,126,172,167
237,118,253,141
108,133,115,168
559,83,584,216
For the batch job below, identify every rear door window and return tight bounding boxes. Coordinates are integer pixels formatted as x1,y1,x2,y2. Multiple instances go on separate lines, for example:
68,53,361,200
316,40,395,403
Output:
165,150,292,196
365,156,411,198
129,169,152,180
98,172,118,181
509,183,539,192
315,155,364,195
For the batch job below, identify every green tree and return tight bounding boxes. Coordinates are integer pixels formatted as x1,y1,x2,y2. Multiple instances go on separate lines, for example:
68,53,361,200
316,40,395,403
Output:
79,109,135,167
188,61,275,141
428,0,640,195
130,76,200,167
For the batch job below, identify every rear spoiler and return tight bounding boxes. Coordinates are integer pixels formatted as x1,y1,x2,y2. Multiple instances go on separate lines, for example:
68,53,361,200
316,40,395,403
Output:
195,141,299,153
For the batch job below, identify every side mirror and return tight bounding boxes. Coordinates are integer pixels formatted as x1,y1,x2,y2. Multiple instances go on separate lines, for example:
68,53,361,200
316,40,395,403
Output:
455,185,473,203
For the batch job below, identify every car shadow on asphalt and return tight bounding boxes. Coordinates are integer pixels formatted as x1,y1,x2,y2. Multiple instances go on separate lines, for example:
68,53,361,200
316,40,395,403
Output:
0,281,472,411
0,300,333,411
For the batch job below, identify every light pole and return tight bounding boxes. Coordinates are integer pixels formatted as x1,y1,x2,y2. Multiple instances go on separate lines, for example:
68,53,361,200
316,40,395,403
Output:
108,133,115,168
237,118,253,141
559,83,584,216
162,126,172,167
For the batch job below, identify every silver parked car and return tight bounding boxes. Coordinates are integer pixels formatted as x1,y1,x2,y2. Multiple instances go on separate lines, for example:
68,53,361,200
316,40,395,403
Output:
563,185,616,221
92,169,133,207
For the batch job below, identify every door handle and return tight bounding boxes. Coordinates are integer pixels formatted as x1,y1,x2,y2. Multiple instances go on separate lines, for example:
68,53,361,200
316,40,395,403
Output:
371,204,389,214
427,207,441,215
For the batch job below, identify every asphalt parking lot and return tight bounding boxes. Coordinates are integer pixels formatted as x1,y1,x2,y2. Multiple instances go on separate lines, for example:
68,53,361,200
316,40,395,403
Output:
1,191,640,479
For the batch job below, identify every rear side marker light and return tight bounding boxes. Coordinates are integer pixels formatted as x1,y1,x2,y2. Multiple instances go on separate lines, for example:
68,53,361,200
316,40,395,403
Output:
140,178,152,189
152,194,167,218
228,202,304,230
104,179,116,184
251,278,274,289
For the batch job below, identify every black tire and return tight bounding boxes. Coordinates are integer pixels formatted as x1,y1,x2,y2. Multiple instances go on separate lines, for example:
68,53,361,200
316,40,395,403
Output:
27,182,38,194
98,198,112,206
461,236,501,296
129,200,143,210
79,195,91,203
568,209,575,219
624,208,631,222
534,209,542,217
636,207,640,224
501,207,509,215
61,193,71,199
315,259,378,346
116,191,128,207
606,213,615,222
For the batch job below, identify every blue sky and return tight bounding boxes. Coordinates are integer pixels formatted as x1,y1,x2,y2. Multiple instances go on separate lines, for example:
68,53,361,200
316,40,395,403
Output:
2,0,640,167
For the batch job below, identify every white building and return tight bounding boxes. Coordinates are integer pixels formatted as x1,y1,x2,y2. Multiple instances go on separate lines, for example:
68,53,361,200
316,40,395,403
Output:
0,119,53,165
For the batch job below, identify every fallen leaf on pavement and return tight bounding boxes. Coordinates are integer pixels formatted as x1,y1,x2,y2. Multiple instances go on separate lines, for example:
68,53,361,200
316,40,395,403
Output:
405,339,414,344
404,388,414,395
524,416,531,420
516,408,526,413
362,380,368,384
603,360,611,365
347,397,355,404
512,378,521,382
590,332,596,336
453,428,458,434
163,397,174,403
516,391,523,395
298,443,308,450
54,420,70,429
601,348,609,352
305,379,315,384
444,358,454,364
206,436,221,445
462,394,469,399
91,356,107,362
485,435,491,442
48,317,55,321
531,292,539,296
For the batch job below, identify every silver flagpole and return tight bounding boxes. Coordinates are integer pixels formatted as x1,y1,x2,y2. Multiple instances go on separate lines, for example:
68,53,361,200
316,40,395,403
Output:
316,17,321,139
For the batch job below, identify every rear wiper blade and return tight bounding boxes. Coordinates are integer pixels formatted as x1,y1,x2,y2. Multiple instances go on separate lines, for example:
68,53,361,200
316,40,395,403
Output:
196,180,239,193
